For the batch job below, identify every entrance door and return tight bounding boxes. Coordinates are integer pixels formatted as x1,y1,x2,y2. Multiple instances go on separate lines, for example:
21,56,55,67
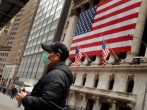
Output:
100,102,110,110
86,99,94,110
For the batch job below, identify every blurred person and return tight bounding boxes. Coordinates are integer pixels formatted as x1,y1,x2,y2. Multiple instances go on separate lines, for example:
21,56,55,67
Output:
16,42,73,110
10,84,18,99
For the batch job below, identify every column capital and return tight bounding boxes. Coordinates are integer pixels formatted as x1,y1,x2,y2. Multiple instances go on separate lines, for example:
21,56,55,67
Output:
70,8,80,16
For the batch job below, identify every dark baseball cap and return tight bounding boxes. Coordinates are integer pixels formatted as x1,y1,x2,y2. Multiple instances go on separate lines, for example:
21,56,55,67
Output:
41,42,69,61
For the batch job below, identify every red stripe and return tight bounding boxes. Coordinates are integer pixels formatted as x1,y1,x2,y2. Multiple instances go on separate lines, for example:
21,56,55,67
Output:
96,0,129,15
69,46,131,58
92,13,139,31
71,35,133,50
98,0,113,7
94,2,141,24
72,24,135,45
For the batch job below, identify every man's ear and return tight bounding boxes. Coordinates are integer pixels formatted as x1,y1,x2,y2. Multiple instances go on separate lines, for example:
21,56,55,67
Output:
55,53,60,61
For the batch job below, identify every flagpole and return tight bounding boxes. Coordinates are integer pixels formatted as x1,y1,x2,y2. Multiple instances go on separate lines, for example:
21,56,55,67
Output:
103,40,119,60
82,51,91,62
129,34,147,47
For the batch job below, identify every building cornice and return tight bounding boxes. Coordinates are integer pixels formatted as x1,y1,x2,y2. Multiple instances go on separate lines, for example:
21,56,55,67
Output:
70,85,137,104
70,64,147,73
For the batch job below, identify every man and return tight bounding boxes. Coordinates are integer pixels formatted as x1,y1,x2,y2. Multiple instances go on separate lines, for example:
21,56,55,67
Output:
16,42,73,110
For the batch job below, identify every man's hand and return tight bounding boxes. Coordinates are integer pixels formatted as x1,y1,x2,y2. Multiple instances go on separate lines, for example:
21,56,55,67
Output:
16,91,27,103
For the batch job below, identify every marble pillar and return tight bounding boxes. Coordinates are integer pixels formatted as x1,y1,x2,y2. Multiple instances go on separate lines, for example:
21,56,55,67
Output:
92,98,101,110
110,101,116,110
127,0,147,59
63,13,78,50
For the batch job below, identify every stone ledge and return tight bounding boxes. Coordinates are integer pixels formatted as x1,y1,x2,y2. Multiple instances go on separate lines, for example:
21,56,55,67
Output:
70,85,137,104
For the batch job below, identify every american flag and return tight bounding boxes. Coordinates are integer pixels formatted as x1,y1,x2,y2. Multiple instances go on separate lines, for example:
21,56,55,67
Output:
69,0,142,58
102,41,110,68
74,46,83,69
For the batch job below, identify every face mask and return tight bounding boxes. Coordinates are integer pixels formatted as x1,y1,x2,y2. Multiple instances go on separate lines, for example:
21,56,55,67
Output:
41,52,51,65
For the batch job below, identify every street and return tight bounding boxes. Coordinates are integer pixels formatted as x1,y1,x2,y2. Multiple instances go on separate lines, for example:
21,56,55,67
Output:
0,92,24,110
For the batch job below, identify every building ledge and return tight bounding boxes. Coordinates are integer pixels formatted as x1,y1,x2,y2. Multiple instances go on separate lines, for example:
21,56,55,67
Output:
70,85,137,104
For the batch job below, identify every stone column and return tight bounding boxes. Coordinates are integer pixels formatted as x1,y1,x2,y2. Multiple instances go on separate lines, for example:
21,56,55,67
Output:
0,77,2,85
63,9,79,50
127,103,134,110
80,94,87,109
82,56,91,66
0,78,3,85
92,98,101,110
110,101,116,110
145,50,147,57
126,0,147,59
92,56,101,65
70,93,77,108
108,54,116,64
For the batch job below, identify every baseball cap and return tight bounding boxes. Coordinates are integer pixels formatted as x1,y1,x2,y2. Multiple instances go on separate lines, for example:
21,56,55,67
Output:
41,42,69,61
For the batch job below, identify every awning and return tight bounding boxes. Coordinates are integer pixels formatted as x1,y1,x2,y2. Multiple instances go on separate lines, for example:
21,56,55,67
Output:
0,0,29,28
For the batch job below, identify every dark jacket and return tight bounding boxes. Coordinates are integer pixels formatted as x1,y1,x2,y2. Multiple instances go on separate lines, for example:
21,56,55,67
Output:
22,62,73,110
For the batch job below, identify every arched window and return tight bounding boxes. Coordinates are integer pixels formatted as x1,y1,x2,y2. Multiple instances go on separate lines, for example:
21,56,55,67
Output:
108,74,115,90
127,79,134,93
94,77,99,88
109,79,114,90
82,74,87,86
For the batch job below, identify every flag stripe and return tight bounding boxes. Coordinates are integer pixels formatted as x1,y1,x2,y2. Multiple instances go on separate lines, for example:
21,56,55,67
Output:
70,46,131,58
95,1,141,20
71,24,135,49
70,40,132,55
70,35,133,51
92,13,139,31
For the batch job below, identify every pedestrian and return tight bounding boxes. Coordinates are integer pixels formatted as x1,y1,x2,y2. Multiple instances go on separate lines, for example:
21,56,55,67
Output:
16,42,73,110
10,84,18,99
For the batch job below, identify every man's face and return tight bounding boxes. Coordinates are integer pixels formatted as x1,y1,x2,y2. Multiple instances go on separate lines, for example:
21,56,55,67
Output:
47,51,60,67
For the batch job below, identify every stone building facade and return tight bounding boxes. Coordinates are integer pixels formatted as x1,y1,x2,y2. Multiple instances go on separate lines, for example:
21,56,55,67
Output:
0,21,13,82
61,0,147,110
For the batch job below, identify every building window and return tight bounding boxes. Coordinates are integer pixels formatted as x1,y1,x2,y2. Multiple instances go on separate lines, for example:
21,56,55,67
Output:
61,34,65,41
108,74,115,90
4,29,8,34
65,21,69,29
82,74,87,86
94,76,99,88
109,79,114,90
127,79,134,93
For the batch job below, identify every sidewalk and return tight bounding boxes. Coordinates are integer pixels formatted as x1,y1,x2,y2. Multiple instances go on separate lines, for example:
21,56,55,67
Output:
0,92,24,110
